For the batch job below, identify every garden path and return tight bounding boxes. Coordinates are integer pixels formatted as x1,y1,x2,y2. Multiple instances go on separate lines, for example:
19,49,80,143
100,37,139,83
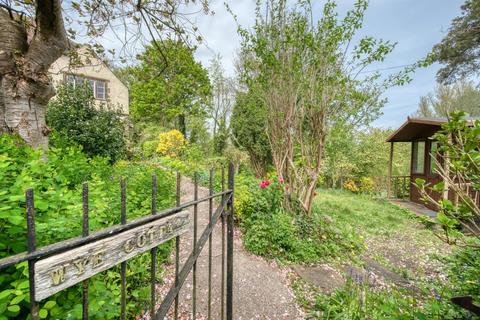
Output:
155,176,303,319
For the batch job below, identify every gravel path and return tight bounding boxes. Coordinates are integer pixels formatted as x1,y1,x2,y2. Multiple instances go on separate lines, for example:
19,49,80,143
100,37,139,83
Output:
155,176,303,319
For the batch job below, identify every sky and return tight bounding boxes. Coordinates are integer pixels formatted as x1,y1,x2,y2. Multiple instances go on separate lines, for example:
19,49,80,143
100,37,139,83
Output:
191,0,465,129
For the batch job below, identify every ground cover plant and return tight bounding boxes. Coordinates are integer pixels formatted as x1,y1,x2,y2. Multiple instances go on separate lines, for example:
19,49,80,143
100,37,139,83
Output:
0,134,175,319
294,190,477,319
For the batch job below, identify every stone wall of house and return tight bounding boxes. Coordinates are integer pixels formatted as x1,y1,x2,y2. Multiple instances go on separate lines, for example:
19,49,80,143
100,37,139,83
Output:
48,46,129,115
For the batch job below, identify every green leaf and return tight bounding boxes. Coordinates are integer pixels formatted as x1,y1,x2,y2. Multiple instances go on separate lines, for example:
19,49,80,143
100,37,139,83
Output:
0,290,12,300
17,280,29,290
9,294,24,305
39,308,48,319
7,305,20,313
414,178,426,187
44,300,56,309
432,182,444,193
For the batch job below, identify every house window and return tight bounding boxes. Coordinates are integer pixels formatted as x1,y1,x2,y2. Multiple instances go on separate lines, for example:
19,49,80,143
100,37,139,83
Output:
95,80,106,100
64,74,107,100
412,141,425,174
430,141,438,174
66,74,76,87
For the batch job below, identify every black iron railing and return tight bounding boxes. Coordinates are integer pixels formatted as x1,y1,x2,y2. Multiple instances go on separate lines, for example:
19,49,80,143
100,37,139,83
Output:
0,164,235,320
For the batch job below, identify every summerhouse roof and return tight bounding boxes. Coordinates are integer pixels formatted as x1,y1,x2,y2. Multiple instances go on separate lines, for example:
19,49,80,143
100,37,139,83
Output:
386,116,480,142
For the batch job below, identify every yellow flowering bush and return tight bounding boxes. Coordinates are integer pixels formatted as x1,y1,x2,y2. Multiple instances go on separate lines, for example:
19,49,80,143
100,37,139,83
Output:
359,177,376,194
343,179,359,193
156,129,187,157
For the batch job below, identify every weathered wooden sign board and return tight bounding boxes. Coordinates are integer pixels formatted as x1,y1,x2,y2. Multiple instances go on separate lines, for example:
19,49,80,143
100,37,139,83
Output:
34,212,189,301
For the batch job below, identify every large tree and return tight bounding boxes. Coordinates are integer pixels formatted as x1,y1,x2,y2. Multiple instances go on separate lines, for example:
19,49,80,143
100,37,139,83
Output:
208,55,235,155
434,0,480,84
130,40,211,139
416,80,480,117
0,1,210,147
234,0,422,213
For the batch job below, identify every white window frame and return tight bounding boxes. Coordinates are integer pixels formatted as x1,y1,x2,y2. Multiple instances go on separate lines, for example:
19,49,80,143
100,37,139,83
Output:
65,74,107,101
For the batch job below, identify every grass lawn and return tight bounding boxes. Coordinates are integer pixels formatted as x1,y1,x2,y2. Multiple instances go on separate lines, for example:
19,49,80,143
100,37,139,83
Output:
314,189,449,273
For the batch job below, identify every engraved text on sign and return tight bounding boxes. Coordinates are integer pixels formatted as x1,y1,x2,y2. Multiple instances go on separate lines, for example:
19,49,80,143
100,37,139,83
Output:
34,212,189,301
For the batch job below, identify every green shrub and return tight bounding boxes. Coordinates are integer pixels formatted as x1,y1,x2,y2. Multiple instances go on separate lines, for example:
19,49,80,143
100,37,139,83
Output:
47,84,127,163
142,140,158,158
441,240,480,300
0,134,175,319
235,176,361,263
359,177,376,194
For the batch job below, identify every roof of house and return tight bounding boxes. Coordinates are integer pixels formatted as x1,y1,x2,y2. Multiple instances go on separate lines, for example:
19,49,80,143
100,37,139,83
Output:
386,116,480,142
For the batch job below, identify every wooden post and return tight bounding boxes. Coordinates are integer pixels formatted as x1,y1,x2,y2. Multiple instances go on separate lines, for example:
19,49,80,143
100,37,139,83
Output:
388,142,394,198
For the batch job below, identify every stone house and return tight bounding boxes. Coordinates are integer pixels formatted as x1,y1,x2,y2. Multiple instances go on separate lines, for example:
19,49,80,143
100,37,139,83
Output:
48,46,129,115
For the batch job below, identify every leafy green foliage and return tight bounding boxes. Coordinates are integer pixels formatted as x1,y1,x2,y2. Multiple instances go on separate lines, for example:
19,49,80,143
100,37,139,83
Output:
233,0,420,213
208,55,234,156
415,112,480,244
416,80,480,117
296,278,470,320
230,91,271,177
129,40,211,139
47,84,127,163
433,0,480,83
236,177,361,263
441,239,480,300
0,135,175,319
322,125,410,192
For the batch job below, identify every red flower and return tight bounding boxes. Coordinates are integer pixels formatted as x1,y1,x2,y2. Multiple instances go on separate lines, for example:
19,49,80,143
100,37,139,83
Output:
264,180,271,186
278,176,284,183
259,182,266,189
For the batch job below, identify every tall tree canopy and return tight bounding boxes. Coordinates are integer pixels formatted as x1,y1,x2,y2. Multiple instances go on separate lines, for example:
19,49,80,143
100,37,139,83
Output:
208,55,235,155
230,90,271,177
416,80,480,117
0,0,210,147
434,0,480,84
234,0,420,213
129,40,211,139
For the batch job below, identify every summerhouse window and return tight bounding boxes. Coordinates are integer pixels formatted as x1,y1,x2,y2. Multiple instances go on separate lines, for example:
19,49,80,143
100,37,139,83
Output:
65,74,107,100
412,141,425,174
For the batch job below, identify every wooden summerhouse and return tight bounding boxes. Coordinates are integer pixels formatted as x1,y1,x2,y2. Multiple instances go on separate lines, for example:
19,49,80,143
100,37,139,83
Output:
387,117,449,210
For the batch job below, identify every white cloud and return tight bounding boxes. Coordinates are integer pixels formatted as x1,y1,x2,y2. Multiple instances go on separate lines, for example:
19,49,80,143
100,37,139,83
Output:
194,0,256,75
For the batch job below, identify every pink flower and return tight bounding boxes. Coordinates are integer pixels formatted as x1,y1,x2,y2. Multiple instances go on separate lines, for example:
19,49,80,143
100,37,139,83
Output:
259,182,266,189
279,176,284,183
264,180,271,186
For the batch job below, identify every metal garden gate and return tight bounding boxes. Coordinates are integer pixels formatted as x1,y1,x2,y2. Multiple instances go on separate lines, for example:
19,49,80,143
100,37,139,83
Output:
0,163,235,319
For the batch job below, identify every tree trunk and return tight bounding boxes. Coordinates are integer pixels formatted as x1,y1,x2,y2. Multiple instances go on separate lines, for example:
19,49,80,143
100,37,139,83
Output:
1,75,52,147
178,114,187,139
0,1,68,147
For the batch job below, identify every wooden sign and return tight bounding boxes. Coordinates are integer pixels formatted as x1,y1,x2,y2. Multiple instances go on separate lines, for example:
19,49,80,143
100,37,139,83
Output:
34,212,189,301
